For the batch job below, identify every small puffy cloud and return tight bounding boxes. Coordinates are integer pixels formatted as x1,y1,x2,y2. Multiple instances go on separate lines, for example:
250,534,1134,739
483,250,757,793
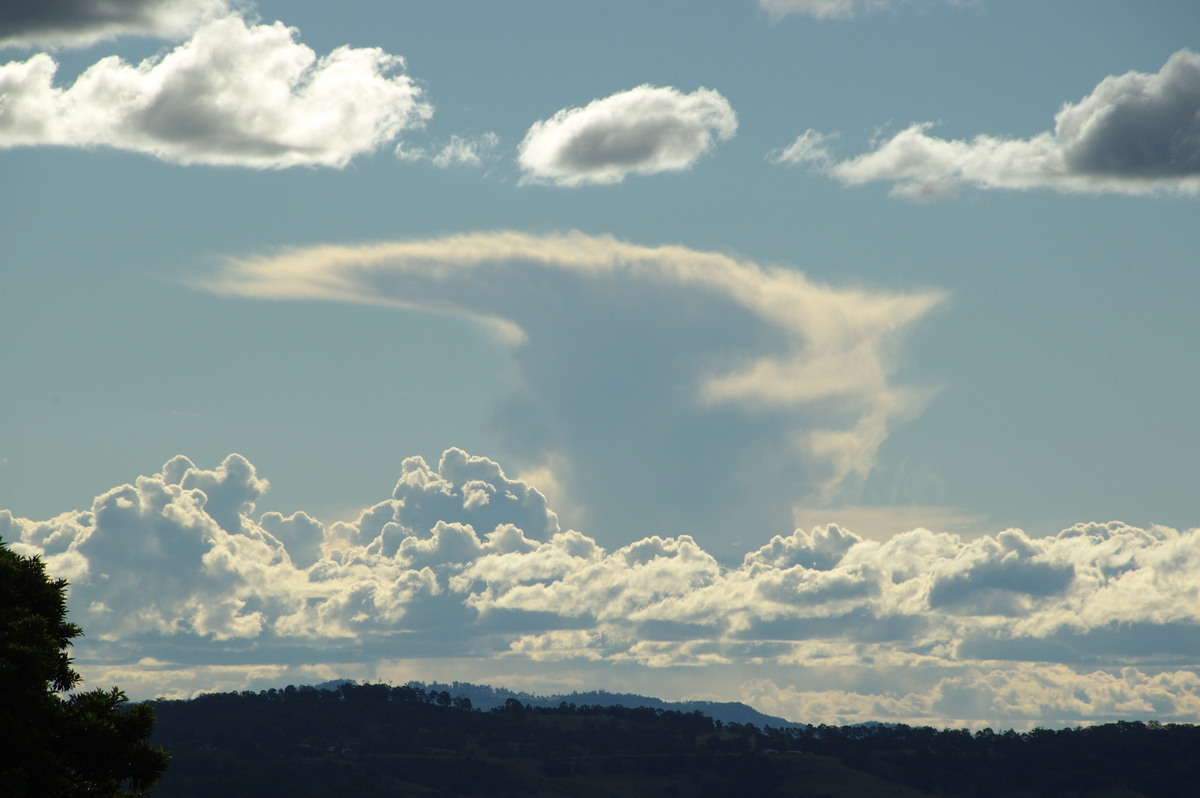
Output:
1057,50,1200,181
197,230,942,544
0,0,229,50
517,85,736,186
782,50,1200,199
744,523,861,571
0,15,431,168
388,448,562,543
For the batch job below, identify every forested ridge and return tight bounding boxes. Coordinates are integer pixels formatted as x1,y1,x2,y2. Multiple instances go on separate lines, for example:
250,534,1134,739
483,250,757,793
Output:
404,680,792,728
147,682,1200,797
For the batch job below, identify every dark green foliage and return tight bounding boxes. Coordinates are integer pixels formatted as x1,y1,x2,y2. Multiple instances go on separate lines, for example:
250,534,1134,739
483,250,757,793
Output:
779,720,1200,797
413,680,792,727
0,539,168,796
147,680,1200,797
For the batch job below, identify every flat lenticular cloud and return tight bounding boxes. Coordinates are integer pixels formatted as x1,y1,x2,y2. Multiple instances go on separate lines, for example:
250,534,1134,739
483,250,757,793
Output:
0,0,229,49
0,15,431,168
776,49,1200,199
5,452,1200,727
518,85,737,186
198,230,942,545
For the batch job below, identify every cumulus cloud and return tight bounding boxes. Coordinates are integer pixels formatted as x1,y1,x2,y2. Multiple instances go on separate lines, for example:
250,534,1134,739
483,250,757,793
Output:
745,666,1200,729
197,230,942,544
517,85,737,186
7,453,1200,720
926,529,1075,616
0,0,229,49
0,15,431,167
778,49,1200,198
6,452,1200,726
4,454,293,641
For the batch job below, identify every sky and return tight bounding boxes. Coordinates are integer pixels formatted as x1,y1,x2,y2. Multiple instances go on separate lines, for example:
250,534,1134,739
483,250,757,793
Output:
3,0,1200,730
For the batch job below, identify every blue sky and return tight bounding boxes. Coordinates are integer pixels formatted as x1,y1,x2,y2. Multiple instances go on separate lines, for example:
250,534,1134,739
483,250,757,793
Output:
3,0,1200,729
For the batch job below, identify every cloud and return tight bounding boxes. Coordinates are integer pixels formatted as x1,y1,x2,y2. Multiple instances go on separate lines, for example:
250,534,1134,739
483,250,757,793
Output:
517,85,737,186
0,15,431,167
0,0,229,50
777,49,1200,199
757,0,897,21
757,0,966,22
744,666,1200,729
433,133,499,168
383,448,562,546
5,453,1200,725
743,523,860,571
791,504,988,542
769,128,835,167
4,454,295,642
396,133,500,168
927,541,1074,617
197,230,942,544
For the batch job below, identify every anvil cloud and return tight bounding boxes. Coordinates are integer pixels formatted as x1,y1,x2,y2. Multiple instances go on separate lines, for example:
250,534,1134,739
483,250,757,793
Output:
198,230,943,544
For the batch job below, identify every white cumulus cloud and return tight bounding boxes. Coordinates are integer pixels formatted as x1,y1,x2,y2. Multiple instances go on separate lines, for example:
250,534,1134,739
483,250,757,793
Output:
744,665,1200,729
0,15,432,168
6,452,1200,727
777,49,1200,199
518,85,737,186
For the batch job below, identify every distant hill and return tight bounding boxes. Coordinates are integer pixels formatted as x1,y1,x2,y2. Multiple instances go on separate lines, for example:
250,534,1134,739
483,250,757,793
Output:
144,680,1200,797
407,680,796,729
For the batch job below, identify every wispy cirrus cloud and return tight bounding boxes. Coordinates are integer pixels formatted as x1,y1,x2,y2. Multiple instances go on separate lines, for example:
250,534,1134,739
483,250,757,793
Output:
397,133,501,168
518,85,737,186
196,230,941,544
775,49,1200,199
757,0,964,22
0,0,230,50
6,451,1200,727
0,14,431,168
758,0,893,21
